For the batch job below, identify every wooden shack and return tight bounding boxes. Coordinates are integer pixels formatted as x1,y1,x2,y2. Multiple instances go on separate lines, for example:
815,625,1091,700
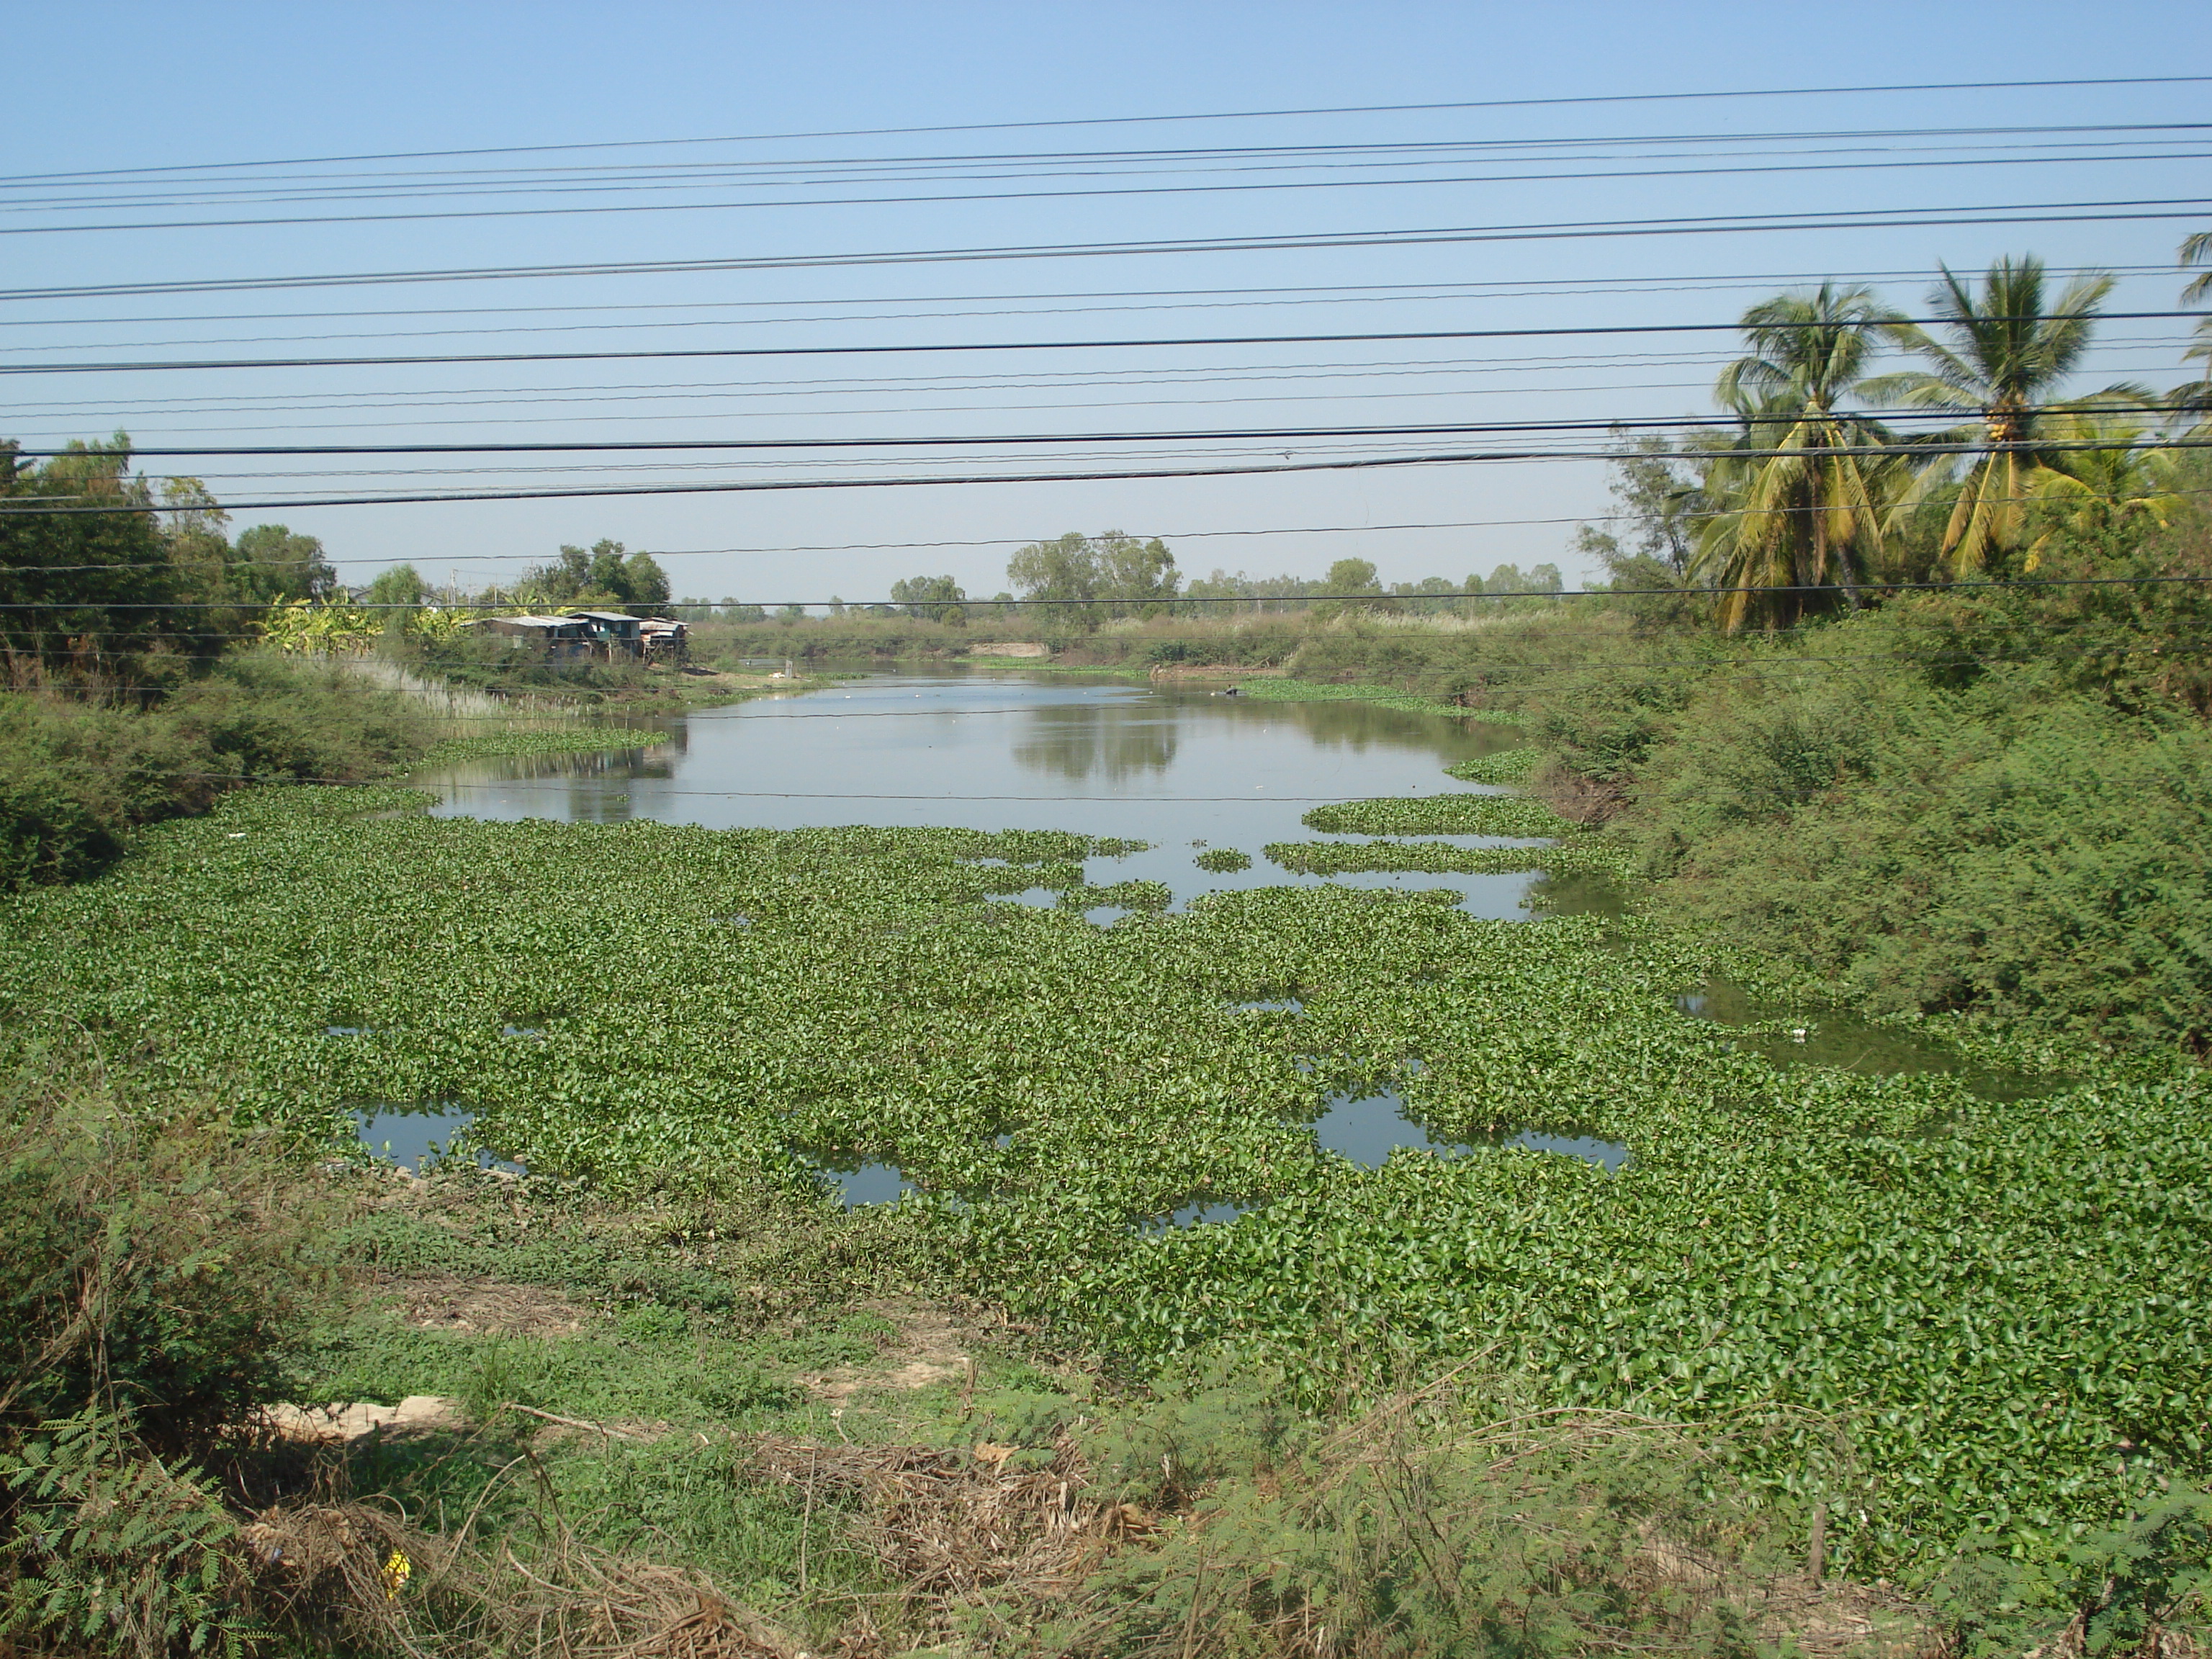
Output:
563,610,646,656
639,618,688,662
466,614,597,657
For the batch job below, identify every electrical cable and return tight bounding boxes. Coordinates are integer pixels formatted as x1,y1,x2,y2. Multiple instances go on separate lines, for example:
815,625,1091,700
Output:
9,194,2206,302
15,144,2208,236
6,431,2210,515
11,572,2212,611
5,306,2198,376
11,73,2205,179
2,403,2172,458
0,498,2085,573
4,263,2172,338
17,122,2203,207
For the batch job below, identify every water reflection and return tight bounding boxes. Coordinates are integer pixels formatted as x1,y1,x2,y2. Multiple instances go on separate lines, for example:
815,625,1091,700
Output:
1310,1086,1627,1172
410,670,1565,917
1012,702,1179,781
355,1105,524,1175
821,1159,912,1206
1676,977,2056,1100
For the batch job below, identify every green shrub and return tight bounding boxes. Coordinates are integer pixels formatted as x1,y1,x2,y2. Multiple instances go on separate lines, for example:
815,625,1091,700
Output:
0,1410,256,1659
0,657,442,889
1634,673,2212,1051
0,1082,331,1445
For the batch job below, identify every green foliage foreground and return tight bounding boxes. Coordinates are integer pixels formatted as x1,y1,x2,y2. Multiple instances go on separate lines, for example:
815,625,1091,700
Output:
2,787,2203,1597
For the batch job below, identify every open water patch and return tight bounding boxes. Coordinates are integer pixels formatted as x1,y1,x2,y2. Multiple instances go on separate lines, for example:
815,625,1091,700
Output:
1164,1199,1246,1227
355,1105,525,1176
1676,978,2059,1100
803,1154,914,1206
1308,1086,1626,1172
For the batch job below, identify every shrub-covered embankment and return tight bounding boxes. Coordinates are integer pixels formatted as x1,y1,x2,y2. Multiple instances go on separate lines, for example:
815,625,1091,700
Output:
1,654,666,889
1511,534,2212,1054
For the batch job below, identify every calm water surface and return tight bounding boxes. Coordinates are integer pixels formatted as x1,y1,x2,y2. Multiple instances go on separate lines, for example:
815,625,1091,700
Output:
412,670,1555,917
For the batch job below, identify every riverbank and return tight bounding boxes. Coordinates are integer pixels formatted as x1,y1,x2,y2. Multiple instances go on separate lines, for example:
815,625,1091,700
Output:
0,651,845,889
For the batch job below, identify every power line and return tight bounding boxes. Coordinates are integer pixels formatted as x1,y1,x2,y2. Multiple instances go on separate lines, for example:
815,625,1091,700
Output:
0,405,2129,459
11,75,2206,181
3,264,2172,338
9,195,2206,303
17,122,2199,206
15,145,2208,237
12,573,2211,611
8,431,2211,516
0,508,1820,572
4,306,2198,377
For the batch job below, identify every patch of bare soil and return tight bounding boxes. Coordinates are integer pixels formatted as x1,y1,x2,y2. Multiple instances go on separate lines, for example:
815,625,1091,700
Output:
261,1395,465,1443
392,1274,592,1338
802,1300,971,1404
1143,662,1287,680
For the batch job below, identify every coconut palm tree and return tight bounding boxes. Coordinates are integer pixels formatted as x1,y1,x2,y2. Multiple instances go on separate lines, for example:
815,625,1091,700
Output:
1691,284,1905,630
2177,230,2211,419
1877,256,2149,576
2026,413,2185,565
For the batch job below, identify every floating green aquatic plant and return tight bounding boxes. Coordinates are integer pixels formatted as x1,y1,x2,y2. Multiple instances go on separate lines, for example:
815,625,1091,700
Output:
1301,793,1580,838
0,786,2197,1583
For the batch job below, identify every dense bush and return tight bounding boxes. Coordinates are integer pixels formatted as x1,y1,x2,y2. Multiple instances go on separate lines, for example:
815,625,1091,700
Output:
0,1079,331,1444
1635,677,2212,1051
1498,513,2212,1051
0,656,439,889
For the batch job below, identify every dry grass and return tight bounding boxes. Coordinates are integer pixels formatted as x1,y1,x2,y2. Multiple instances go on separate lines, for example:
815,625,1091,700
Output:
238,1498,804,1659
747,1431,1128,1604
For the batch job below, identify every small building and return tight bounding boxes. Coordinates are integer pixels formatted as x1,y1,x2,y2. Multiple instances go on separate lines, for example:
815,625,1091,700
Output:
563,610,645,656
467,614,598,658
639,617,688,662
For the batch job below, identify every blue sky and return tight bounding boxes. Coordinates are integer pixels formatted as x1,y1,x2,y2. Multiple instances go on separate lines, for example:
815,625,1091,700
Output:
5,1,2208,601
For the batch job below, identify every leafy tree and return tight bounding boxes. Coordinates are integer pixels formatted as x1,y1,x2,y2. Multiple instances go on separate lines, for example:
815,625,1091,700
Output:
1693,284,1905,629
1093,532,1178,615
1323,557,1381,595
0,435,179,674
1390,575,1460,615
1008,531,1179,627
516,539,671,614
1881,256,2148,575
364,564,426,606
230,524,336,603
1606,433,1712,575
157,478,230,613
889,573,966,624
1009,533,1098,626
